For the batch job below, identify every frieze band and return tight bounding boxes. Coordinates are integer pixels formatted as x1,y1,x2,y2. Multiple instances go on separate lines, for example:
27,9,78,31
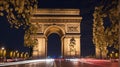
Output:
31,19,81,23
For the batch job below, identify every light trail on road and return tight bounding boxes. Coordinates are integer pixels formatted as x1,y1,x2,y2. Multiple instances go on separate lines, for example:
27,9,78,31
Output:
0,59,54,67
0,58,118,67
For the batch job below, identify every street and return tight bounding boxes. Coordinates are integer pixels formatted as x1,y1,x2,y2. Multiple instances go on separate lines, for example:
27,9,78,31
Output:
0,59,118,67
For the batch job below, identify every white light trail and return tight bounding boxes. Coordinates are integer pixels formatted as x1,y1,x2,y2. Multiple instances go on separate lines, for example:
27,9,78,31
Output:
0,59,54,66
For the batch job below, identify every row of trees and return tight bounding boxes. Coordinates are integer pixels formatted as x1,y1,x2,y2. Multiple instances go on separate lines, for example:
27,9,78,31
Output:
0,0,38,47
93,0,120,58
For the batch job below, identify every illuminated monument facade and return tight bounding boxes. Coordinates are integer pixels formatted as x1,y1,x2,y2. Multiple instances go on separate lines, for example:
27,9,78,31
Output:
31,9,82,58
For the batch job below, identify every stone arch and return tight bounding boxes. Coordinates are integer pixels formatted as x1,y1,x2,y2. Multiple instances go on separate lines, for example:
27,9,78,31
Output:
44,25,65,57
32,9,82,58
44,25,65,37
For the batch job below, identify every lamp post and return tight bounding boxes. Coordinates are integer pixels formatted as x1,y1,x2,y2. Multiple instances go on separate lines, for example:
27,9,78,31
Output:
112,51,114,59
13,51,15,59
10,51,14,59
24,52,29,59
115,53,118,58
17,52,19,58
15,50,18,61
21,52,24,58
1,47,6,62
20,52,25,60
26,52,28,59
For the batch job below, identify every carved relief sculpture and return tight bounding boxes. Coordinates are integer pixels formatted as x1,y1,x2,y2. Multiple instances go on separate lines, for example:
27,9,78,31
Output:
69,37,76,56
67,24,80,33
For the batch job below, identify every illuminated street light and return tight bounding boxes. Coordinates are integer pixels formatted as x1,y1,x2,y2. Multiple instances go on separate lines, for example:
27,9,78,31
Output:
17,52,19,58
112,51,114,54
115,53,118,58
15,50,18,59
13,51,16,58
0,47,6,62
16,50,18,53
10,51,13,58
3,49,6,57
1,47,5,50
25,52,28,59
20,52,24,58
110,51,115,59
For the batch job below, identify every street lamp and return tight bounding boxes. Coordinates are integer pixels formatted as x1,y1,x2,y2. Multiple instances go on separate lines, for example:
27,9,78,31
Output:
15,50,18,59
13,51,16,58
25,52,28,59
10,51,14,58
115,53,118,58
26,52,29,58
20,52,24,58
1,47,4,50
112,51,114,59
16,50,18,53
1,47,6,62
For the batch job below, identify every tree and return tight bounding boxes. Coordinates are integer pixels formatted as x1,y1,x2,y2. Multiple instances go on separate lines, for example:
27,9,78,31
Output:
93,0,120,58
0,0,38,47
105,8,119,50
93,6,107,58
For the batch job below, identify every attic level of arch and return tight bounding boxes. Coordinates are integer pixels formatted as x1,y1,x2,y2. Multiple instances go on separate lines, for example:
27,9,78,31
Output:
31,9,81,23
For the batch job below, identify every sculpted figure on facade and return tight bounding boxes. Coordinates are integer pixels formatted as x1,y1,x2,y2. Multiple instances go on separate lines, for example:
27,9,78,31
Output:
69,37,76,53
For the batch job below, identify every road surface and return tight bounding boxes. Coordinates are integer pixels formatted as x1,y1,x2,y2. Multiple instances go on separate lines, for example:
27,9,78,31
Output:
0,59,118,67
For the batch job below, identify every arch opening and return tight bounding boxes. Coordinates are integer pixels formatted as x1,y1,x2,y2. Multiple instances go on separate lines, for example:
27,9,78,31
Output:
47,33,61,58
44,26,64,58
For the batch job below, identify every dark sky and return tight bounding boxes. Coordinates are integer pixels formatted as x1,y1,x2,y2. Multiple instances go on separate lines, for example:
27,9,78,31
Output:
0,0,100,57
38,0,98,8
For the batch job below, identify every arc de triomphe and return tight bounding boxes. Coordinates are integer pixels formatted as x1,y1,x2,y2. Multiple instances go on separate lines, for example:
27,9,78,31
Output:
31,9,82,58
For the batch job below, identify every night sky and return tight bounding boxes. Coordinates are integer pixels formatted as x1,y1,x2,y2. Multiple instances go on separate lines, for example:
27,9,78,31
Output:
0,0,100,57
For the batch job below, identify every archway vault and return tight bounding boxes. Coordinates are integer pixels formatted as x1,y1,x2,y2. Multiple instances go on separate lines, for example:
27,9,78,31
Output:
44,25,65,58
44,25,65,37
31,9,82,58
